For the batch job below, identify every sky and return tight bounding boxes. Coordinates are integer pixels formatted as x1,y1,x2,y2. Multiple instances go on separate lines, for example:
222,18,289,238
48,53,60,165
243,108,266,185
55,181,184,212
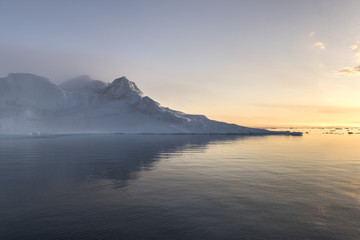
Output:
1,0,360,127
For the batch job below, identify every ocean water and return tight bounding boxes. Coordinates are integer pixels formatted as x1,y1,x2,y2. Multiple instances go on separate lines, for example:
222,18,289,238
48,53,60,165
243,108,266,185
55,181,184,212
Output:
0,131,360,240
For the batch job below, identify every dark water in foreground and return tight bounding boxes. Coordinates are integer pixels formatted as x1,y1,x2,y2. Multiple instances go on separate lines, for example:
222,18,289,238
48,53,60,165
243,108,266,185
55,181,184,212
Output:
0,133,360,240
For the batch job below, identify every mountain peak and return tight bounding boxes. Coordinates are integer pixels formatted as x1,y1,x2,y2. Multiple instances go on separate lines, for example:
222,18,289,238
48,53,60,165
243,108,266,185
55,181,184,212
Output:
8,72,42,78
104,76,143,99
6,73,52,84
0,73,66,110
111,76,136,88
68,74,91,81
59,75,106,92
118,76,128,81
2,73,59,91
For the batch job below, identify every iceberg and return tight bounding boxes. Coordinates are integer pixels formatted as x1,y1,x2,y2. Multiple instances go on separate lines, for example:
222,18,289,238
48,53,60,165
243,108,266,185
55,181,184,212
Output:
0,73,293,135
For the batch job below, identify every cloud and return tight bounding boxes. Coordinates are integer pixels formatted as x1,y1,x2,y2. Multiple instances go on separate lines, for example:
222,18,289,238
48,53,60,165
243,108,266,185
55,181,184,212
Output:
338,41,360,75
309,32,325,50
339,66,360,75
350,44,360,51
314,41,325,49
349,41,360,50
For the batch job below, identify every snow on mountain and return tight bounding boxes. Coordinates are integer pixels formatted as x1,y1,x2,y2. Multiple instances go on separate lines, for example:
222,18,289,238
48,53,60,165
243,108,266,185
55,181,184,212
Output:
0,73,67,110
0,73,290,135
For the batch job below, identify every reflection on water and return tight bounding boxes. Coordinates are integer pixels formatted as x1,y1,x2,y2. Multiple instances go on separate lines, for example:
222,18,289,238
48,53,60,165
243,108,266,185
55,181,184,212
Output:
0,133,360,240
0,134,242,188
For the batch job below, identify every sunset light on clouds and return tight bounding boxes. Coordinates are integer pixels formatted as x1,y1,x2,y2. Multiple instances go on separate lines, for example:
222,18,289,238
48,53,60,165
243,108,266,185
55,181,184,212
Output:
339,41,360,76
314,42,326,50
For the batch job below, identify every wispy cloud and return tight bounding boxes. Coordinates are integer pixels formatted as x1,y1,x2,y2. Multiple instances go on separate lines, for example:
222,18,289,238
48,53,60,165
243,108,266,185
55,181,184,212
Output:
309,32,325,50
314,41,325,50
339,66,360,75
338,41,360,75
309,32,316,38
350,44,360,50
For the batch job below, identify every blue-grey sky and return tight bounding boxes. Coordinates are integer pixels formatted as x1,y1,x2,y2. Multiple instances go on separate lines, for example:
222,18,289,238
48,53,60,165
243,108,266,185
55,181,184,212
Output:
1,0,360,126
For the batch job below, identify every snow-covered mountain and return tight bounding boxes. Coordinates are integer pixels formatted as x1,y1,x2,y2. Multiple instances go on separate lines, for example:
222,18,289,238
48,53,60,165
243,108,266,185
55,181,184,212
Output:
0,73,290,135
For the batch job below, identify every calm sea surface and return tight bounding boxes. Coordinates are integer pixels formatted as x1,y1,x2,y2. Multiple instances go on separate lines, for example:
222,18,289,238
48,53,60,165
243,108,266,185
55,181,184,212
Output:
1,130,360,239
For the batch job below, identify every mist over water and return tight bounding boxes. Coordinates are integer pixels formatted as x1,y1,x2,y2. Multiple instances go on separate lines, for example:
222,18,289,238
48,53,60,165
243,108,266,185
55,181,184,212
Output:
1,133,360,240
